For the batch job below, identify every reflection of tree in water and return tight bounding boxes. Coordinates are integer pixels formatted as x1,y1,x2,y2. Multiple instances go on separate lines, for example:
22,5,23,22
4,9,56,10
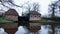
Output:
44,25,51,29
55,26,60,34
15,26,34,34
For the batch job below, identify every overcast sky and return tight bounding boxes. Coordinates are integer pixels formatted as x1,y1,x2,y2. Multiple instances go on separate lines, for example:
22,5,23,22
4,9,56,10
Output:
13,0,58,16
0,0,58,16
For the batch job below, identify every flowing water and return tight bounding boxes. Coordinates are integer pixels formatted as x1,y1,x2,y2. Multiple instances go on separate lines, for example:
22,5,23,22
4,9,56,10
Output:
0,25,60,34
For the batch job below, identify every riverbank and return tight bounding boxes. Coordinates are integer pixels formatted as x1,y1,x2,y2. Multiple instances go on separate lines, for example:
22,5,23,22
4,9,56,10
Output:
0,16,14,23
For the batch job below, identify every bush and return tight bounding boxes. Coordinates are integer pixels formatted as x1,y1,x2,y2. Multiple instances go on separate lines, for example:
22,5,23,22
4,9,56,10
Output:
0,15,2,17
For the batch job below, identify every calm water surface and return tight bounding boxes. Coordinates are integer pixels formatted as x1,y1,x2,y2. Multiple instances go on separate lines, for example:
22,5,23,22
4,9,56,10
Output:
15,25,52,34
0,25,60,34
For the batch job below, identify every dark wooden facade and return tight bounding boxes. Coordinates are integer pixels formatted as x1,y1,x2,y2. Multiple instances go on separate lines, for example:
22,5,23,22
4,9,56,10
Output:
18,16,29,26
4,9,18,21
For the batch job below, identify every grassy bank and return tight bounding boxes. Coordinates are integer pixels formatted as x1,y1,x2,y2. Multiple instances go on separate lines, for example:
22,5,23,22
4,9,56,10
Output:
0,16,14,23
40,18,47,22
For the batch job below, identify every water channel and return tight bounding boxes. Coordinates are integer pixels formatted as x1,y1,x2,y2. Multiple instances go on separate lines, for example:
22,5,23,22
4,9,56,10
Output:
0,25,60,34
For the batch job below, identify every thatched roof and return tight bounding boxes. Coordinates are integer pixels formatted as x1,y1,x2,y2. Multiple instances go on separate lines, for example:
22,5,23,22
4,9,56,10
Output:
29,10,41,15
22,10,41,16
5,9,18,16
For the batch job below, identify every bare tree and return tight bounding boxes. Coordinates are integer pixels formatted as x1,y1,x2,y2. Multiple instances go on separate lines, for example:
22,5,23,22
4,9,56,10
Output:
0,0,29,8
48,0,60,21
0,0,40,16
0,0,40,11
22,2,40,16
48,0,60,18
33,3,40,11
48,3,56,18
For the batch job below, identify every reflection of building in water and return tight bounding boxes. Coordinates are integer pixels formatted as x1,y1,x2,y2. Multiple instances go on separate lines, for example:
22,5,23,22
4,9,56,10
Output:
15,25,52,34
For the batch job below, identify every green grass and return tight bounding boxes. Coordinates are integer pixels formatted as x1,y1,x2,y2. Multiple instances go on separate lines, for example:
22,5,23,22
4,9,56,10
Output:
40,18,47,22
0,17,14,23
